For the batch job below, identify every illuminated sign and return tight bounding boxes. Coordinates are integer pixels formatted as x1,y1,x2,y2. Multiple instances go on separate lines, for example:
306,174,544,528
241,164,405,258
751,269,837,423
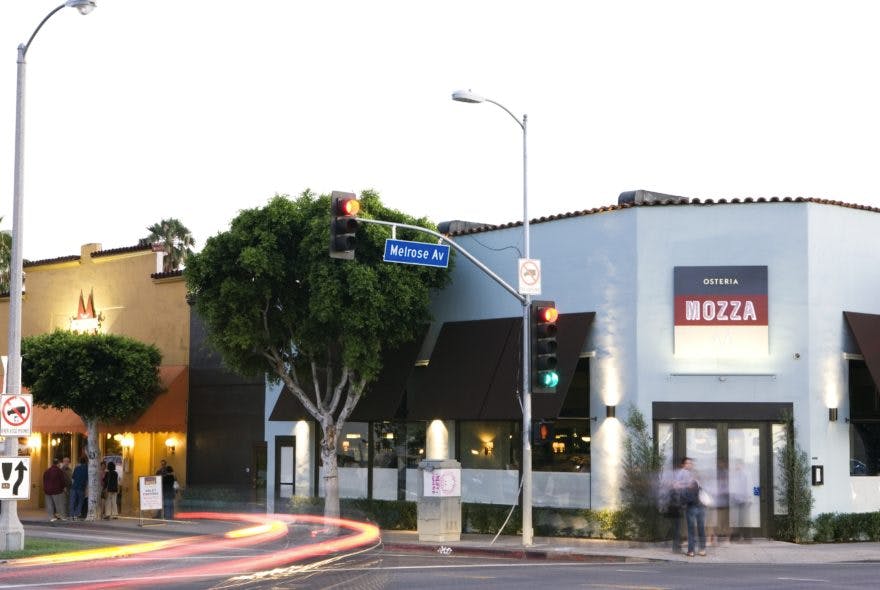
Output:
674,266,768,357
69,289,104,334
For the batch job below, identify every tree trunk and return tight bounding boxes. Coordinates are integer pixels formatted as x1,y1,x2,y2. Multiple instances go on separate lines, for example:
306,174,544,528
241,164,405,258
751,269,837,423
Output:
84,419,101,521
320,420,340,520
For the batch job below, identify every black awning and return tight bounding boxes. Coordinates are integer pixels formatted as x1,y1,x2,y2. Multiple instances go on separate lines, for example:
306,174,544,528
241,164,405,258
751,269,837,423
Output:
407,313,594,421
268,337,422,422
844,311,880,392
406,317,517,420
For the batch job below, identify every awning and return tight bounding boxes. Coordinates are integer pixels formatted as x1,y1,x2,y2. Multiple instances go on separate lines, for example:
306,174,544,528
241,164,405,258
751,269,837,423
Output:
407,313,594,421
844,311,880,392
268,337,424,422
31,365,188,434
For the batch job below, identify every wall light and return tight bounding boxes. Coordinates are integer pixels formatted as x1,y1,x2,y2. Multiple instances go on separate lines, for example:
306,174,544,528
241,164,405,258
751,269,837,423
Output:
606,405,617,419
27,434,41,450
165,436,177,455
121,434,135,449
829,408,838,422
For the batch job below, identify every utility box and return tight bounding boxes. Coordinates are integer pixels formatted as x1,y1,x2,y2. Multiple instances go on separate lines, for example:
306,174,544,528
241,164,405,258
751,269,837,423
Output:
417,459,462,542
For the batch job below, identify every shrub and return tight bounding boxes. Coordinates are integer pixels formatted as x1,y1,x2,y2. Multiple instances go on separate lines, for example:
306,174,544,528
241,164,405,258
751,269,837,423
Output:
620,405,665,540
773,415,814,543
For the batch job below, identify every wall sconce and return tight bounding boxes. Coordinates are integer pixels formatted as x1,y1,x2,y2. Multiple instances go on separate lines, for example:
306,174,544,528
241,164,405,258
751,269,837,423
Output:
121,434,135,449
606,405,617,419
811,465,824,485
483,441,494,456
50,437,61,447
28,434,41,450
165,436,177,455
829,408,838,422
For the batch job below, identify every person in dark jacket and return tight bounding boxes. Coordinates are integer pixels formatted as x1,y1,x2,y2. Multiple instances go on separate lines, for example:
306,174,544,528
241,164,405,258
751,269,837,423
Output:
68,457,88,520
43,458,67,521
103,461,119,519
162,466,177,520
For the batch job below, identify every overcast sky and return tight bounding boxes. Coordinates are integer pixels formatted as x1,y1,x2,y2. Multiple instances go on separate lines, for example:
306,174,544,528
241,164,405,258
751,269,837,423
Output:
2,1,879,261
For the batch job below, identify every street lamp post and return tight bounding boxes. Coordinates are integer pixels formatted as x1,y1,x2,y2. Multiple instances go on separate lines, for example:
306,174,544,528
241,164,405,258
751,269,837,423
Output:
451,89,534,546
1,0,96,552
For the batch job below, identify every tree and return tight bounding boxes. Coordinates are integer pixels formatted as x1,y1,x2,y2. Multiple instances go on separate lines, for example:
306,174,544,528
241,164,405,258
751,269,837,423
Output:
22,330,163,521
185,190,451,518
620,405,665,540
774,413,814,542
144,218,195,272
0,218,12,293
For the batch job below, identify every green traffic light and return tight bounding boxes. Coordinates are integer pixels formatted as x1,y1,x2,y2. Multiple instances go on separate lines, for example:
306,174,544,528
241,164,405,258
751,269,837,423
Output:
539,371,559,388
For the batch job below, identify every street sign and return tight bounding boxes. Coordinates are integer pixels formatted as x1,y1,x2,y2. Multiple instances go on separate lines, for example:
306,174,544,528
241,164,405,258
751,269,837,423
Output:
383,239,450,268
518,258,542,295
0,457,31,500
1,393,33,436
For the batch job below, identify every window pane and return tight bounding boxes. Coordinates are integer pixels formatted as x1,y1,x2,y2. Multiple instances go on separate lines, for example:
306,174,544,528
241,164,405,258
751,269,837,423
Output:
337,422,368,468
849,360,880,420
850,421,880,476
533,419,590,473
459,421,519,470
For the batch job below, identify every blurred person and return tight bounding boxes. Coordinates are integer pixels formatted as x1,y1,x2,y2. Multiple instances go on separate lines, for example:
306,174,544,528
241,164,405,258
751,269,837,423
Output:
162,466,178,519
68,457,88,520
711,460,731,545
658,467,682,553
729,460,751,541
674,456,706,557
155,459,168,476
60,456,73,514
43,458,67,521
103,461,119,519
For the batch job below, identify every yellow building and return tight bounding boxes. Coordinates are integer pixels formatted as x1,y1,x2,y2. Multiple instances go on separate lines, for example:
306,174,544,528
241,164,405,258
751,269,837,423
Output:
1,243,188,514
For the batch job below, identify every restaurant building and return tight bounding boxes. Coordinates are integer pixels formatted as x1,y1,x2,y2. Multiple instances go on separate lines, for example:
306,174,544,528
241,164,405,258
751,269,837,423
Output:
266,192,880,538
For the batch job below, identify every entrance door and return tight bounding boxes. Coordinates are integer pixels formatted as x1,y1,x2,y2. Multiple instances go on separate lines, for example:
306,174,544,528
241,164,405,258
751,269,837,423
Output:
677,422,770,538
274,436,295,502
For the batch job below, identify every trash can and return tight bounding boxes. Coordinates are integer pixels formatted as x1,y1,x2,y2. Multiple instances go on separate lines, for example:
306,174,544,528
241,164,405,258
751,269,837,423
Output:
417,459,461,542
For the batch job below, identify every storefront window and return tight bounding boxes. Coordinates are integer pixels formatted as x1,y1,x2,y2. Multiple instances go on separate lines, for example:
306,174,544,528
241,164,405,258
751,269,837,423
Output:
533,419,590,472
459,421,520,470
337,422,369,468
848,360,880,476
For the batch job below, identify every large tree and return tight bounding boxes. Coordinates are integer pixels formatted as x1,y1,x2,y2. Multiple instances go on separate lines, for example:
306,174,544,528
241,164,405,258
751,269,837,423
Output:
144,218,195,272
22,331,163,520
185,190,451,518
0,218,12,293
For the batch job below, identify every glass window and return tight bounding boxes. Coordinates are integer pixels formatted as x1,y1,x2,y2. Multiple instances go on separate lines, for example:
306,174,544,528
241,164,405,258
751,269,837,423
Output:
337,422,369,467
405,422,426,468
848,360,880,476
533,419,591,472
459,421,520,470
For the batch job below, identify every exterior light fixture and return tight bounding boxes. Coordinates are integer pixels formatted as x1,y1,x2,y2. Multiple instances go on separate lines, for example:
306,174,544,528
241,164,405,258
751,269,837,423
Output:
829,408,838,422
606,405,617,419
67,0,97,16
165,436,177,455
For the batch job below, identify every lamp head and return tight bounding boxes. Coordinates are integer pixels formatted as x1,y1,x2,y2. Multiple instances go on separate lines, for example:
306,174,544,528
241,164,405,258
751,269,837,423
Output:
452,89,485,104
66,0,97,15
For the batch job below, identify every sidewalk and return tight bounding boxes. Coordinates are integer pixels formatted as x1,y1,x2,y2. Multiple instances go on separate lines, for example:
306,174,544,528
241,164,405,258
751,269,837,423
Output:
16,507,880,564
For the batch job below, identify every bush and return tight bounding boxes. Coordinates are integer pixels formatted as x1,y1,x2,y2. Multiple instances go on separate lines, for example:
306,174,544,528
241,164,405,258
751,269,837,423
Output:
811,511,880,542
773,415,813,543
620,405,665,540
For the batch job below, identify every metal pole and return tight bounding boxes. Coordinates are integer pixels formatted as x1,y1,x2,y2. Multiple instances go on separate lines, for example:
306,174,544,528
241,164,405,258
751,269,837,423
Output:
0,43,28,553
520,113,532,547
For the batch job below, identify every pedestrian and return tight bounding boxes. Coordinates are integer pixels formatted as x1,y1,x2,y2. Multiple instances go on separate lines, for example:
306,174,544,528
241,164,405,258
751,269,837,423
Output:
60,456,73,514
162,466,178,520
729,460,752,541
103,461,119,519
68,457,88,520
674,456,706,557
155,459,168,476
43,458,67,522
658,468,682,553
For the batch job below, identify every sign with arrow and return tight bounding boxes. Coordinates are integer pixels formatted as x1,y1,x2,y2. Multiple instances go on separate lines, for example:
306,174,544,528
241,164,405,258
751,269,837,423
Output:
0,457,31,500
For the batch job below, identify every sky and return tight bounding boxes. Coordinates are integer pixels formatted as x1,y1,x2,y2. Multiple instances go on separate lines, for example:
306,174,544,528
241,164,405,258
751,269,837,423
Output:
2,1,880,262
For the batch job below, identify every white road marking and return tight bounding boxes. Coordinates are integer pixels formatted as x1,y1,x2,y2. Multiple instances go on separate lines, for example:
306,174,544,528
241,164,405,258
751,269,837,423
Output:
777,577,829,583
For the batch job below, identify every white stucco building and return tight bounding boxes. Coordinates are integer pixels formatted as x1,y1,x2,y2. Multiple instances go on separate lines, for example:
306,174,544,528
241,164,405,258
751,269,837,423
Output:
266,191,880,538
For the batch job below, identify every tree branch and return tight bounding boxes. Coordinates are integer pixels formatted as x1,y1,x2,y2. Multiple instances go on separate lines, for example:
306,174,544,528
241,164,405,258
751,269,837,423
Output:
335,375,367,434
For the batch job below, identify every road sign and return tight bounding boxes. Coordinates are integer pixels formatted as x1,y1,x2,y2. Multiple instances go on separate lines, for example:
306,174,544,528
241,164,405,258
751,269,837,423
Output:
518,258,542,295
383,239,450,268
0,457,31,500
1,393,33,436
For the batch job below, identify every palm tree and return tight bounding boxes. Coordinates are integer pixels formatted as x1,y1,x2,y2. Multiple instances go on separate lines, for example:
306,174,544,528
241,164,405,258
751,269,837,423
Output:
144,218,195,272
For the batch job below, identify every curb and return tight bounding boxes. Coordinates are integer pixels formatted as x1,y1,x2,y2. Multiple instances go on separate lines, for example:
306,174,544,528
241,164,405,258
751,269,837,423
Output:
380,542,662,563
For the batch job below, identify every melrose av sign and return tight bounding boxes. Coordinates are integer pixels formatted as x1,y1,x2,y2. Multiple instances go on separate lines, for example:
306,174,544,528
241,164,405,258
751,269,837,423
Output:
674,266,769,357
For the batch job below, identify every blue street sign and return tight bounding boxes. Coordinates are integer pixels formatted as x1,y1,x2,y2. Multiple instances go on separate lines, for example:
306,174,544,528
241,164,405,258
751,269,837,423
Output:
383,238,450,268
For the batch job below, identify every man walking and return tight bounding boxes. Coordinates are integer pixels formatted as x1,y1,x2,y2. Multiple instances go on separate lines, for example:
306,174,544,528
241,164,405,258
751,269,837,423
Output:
43,458,67,521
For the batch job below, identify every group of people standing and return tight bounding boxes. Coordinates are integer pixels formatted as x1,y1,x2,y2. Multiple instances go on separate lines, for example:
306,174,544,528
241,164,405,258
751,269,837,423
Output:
42,455,175,521
660,456,753,557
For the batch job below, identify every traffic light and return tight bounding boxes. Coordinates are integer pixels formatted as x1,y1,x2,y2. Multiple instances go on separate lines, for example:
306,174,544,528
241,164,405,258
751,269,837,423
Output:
329,191,360,259
531,300,559,393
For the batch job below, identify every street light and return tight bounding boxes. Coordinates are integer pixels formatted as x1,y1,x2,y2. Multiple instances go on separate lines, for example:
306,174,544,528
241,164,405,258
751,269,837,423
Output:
451,89,534,546
1,0,96,552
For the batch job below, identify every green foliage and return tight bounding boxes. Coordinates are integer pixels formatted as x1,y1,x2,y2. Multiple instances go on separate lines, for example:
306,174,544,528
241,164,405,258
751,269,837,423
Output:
620,405,665,540
811,512,880,542
0,217,11,293
0,537,99,559
463,503,522,535
21,330,162,422
185,190,451,387
774,415,814,543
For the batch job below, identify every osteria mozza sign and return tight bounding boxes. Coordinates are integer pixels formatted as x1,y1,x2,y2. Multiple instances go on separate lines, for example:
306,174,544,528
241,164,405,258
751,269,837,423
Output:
673,266,768,357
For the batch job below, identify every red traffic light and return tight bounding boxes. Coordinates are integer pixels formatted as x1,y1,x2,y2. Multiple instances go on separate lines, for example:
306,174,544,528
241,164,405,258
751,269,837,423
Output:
336,197,360,217
537,306,558,323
